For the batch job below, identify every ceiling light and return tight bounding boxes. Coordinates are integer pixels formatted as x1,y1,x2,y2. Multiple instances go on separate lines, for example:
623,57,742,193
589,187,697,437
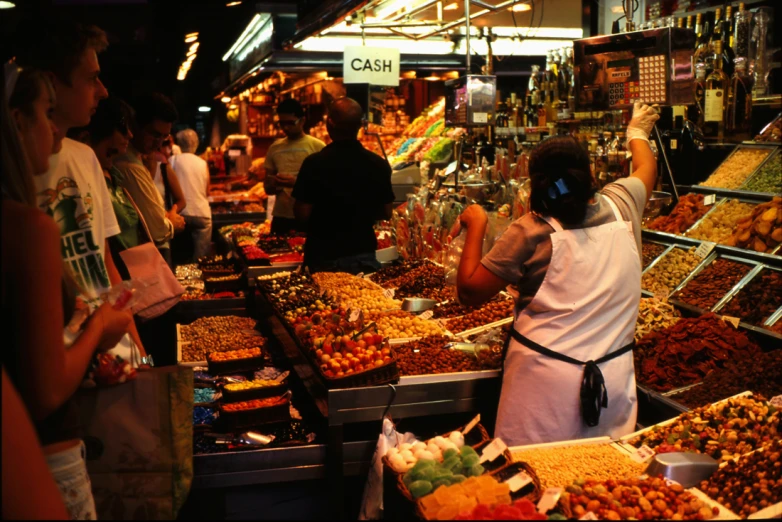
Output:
185,35,198,43
424,74,440,81
221,96,232,103
443,2,458,10
223,13,262,61
0,1,16,7
229,104,238,109
510,2,531,12
185,32,199,38
198,106,212,112
189,42,200,52
226,1,242,5
611,5,625,12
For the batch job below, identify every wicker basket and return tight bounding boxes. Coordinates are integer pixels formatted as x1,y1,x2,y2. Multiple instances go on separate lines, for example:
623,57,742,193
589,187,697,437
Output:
318,357,400,389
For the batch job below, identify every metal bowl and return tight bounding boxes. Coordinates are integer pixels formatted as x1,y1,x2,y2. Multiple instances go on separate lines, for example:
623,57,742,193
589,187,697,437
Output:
644,191,673,219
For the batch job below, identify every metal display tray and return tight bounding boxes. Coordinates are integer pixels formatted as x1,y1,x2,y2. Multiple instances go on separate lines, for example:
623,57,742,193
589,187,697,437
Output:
739,147,782,194
697,143,780,191
712,265,782,327
641,243,714,298
641,238,673,270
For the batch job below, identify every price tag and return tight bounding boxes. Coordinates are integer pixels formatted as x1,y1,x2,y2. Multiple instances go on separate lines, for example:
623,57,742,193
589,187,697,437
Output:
694,241,716,259
704,194,717,206
537,487,563,514
357,272,364,279
462,414,481,435
579,512,598,521
473,112,488,124
505,471,533,493
383,288,395,299
630,444,656,463
479,438,507,463
722,315,741,328
769,395,782,408
669,138,678,150
349,309,360,322
274,371,290,383
420,310,434,320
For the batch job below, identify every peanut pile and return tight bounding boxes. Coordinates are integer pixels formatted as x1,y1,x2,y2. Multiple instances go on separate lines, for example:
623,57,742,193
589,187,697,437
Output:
641,247,702,296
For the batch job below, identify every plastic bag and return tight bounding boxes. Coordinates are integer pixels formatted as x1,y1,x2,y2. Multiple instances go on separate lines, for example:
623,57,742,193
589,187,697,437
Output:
444,229,467,300
102,279,148,311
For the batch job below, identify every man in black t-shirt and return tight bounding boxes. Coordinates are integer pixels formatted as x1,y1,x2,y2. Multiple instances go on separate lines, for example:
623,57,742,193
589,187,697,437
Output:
292,97,395,274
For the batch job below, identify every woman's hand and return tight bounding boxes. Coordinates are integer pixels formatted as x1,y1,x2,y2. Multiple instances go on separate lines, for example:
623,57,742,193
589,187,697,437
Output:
91,303,133,352
626,102,660,145
459,204,488,230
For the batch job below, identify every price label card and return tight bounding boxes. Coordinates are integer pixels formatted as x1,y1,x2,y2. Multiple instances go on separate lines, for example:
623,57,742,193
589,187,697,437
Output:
704,194,717,206
383,288,395,299
274,371,290,383
349,309,360,322
769,395,782,408
420,310,434,320
579,512,598,521
505,471,533,493
479,438,507,463
462,414,481,435
630,444,656,463
694,241,716,259
357,273,364,279
722,315,741,329
537,487,563,514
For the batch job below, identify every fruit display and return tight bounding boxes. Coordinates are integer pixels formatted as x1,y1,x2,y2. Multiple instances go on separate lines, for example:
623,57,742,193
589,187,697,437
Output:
635,297,681,341
386,431,467,472
742,151,782,193
313,272,402,313
416,474,511,519
207,347,263,362
672,258,753,310
394,336,502,375
646,194,709,234
454,499,550,521
641,242,668,269
699,148,772,189
671,351,782,408
221,395,288,412
224,379,283,391
368,310,444,339
641,247,703,296
511,444,645,490
180,316,265,362
719,268,782,327
625,395,780,460
686,200,757,244
445,299,514,334
755,113,782,142
634,314,761,392
724,197,782,253
698,439,781,518
561,476,719,520
403,445,486,499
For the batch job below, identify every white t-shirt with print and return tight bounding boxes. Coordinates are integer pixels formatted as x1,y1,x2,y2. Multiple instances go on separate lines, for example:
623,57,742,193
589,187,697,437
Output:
35,138,137,360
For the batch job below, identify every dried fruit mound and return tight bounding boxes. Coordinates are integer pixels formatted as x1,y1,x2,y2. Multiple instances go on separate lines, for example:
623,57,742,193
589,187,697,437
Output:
642,242,667,269
720,269,782,327
646,194,709,234
724,197,782,253
673,351,782,409
634,313,761,392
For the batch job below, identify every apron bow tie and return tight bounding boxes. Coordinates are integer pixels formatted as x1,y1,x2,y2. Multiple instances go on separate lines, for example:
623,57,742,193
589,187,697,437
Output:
581,360,609,427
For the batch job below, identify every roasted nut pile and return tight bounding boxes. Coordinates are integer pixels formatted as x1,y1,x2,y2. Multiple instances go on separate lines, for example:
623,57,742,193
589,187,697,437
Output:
445,299,514,333
635,298,681,341
686,200,756,244
511,444,645,490
313,272,402,313
771,321,782,335
181,316,264,362
627,396,780,461
634,313,762,392
720,269,782,327
370,259,433,286
646,194,709,234
672,258,753,310
672,351,782,408
641,247,702,296
394,335,498,375
742,152,782,194
699,439,782,519
724,197,782,253
562,476,719,520
367,310,443,339
434,296,513,320
255,271,293,281
208,347,263,362
642,242,668,269
700,148,771,189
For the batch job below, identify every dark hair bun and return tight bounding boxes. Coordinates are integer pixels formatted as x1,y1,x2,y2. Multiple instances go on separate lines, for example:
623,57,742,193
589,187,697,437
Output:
529,136,595,225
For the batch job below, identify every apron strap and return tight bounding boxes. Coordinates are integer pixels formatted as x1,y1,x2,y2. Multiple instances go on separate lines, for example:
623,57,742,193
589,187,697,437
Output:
537,213,564,233
509,328,634,427
603,195,631,231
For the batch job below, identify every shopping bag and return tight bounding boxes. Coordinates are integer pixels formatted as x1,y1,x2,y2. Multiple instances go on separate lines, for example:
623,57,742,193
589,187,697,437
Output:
119,242,184,321
76,366,194,520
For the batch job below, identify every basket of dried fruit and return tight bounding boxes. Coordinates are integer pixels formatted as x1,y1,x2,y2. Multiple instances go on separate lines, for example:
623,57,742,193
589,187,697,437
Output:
218,395,291,430
207,347,266,375
220,378,287,403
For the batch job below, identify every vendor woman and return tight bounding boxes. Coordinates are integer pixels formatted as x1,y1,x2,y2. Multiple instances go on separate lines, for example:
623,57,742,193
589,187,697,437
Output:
456,103,660,446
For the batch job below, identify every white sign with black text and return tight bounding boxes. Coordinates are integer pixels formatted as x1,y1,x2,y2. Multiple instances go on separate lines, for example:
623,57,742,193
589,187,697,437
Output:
343,46,400,86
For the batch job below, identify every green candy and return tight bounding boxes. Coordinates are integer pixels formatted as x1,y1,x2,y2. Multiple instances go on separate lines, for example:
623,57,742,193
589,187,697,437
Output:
461,454,479,468
403,473,415,487
548,514,567,520
450,474,466,484
460,446,477,457
409,480,433,499
443,448,459,460
431,478,451,490
431,469,454,482
467,464,485,477
418,467,437,482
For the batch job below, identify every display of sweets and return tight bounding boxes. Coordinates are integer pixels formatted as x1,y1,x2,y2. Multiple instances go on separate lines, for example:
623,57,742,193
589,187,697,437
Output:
641,247,702,296
719,268,782,327
403,446,485,498
635,297,681,341
741,152,782,193
313,272,402,313
386,431,466,472
672,258,753,310
445,299,514,334
221,396,287,412
454,498,551,521
417,474,511,520
723,197,782,253
207,347,263,362
699,148,771,189
686,200,756,244
368,310,444,339
194,388,217,404
646,194,709,234
641,242,668,269
224,379,282,391
193,406,217,426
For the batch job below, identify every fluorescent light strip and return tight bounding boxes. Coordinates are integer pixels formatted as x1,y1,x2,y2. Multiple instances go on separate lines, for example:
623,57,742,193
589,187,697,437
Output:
222,13,261,61
236,16,273,61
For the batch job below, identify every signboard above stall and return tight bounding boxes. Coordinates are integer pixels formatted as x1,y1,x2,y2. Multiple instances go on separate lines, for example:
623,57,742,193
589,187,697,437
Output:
225,13,297,82
343,46,400,86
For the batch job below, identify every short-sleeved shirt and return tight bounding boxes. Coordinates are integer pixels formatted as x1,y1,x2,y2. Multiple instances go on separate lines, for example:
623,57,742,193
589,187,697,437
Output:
481,177,647,312
170,153,211,218
104,166,142,251
292,139,395,263
264,135,325,219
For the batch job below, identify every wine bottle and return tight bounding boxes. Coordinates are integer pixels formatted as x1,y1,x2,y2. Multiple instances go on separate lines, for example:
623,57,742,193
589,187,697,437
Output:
733,2,752,62
703,40,729,141
720,6,736,78
728,56,754,136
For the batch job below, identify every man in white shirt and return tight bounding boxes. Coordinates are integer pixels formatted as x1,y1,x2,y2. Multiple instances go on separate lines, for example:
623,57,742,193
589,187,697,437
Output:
15,20,148,363
172,129,213,260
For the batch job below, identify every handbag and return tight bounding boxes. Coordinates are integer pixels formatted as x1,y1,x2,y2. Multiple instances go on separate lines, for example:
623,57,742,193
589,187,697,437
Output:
118,188,184,321
76,367,194,520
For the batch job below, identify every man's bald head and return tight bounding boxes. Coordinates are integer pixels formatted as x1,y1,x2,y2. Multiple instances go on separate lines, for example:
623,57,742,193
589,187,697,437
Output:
327,97,364,140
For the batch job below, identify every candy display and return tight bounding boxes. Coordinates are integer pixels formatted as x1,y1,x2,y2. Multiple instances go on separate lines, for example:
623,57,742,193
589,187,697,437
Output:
511,444,645,490
741,151,782,193
672,258,753,310
671,351,782,408
641,247,703,296
224,379,283,391
445,299,514,334
394,336,502,375
699,148,772,189
198,255,239,275
416,474,511,519
193,406,218,426
646,194,709,234
221,396,288,412
626,396,780,460
403,445,486,499
698,439,781,518
371,259,434,286
454,498,548,521
635,297,681,341
386,431,466,472
719,268,782,327
634,314,761,392
724,197,782,253
194,388,217,404
561,476,719,520
180,316,264,362
313,272,402,313
686,199,756,244
373,261,446,300
208,347,263,362
641,242,668,269
205,273,243,282
367,310,444,339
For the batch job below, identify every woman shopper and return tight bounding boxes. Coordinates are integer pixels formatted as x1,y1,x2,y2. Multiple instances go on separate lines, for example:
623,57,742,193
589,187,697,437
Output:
455,103,660,446
2,64,133,520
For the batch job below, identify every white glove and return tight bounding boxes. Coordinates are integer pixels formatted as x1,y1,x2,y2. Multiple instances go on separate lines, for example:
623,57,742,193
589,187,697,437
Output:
626,102,660,146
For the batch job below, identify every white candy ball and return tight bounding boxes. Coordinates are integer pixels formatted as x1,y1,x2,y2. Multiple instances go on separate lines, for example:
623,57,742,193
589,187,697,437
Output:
413,441,427,452
389,454,407,472
401,450,416,463
448,431,465,448
418,450,435,461
386,447,399,458
400,443,412,452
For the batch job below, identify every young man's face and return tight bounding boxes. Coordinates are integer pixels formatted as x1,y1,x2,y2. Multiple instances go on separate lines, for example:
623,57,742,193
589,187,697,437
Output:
278,113,303,140
52,48,108,129
137,119,172,155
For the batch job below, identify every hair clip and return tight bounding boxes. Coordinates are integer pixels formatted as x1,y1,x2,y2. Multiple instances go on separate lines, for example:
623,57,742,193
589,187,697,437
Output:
547,177,571,200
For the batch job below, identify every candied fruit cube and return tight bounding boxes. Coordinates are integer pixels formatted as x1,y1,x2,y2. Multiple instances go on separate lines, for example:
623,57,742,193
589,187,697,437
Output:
495,494,512,506
477,491,496,506
463,477,479,489
476,475,496,487
420,494,441,512
494,483,510,496
458,497,477,514
434,485,453,504
437,504,460,520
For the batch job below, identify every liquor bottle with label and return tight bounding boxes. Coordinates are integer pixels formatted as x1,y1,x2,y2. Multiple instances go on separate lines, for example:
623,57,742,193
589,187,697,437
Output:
720,6,736,78
728,56,754,136
693,14,709,66
692,62,708,126
686,15,693,30
524,94,535,127
703,40,729,142
528,64,541,96
733,2,752,62
557,48,569,103
496,99,509,128
705,8,723,74
509,93,520,128
677,17,684,29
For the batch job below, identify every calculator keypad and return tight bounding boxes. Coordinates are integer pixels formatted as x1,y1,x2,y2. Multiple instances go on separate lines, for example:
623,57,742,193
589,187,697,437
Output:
608,54,667,107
